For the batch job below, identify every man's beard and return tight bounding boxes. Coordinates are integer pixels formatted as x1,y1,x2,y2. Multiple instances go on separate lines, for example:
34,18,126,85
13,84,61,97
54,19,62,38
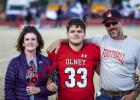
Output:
110,32,118,38
109,28,118,38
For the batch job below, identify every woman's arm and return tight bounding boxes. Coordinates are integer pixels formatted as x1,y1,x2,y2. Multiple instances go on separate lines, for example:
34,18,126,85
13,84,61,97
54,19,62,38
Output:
46,39,68,54
4,60,17,100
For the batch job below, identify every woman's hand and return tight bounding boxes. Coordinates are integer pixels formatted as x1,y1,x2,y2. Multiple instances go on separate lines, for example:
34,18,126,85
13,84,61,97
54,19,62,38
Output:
47,80,58,92
46,39,61,54
26,86,40,95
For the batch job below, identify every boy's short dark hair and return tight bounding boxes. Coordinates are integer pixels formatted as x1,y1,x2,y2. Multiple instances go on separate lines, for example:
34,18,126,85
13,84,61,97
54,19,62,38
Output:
66,18,86,32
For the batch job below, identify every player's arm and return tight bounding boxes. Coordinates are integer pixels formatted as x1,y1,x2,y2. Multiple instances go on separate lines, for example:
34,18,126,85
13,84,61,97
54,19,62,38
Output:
47,52,59,92
46,39,68,54
95,63,100,75
46,68,58,93
47,79,58,92
94,44,101,76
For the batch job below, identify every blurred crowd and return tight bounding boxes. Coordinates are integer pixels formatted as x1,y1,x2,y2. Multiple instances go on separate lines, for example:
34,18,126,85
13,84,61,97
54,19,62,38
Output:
1,0,140,28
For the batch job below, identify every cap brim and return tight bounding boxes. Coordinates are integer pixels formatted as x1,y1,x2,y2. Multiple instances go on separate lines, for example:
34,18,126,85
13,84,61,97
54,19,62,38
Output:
102,17,121,23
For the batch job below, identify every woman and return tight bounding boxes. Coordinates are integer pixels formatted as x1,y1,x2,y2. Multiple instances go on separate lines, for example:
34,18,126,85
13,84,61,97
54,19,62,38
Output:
4,26,54,100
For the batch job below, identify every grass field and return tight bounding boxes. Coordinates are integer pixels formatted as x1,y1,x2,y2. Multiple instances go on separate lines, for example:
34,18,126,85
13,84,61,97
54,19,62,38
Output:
0,25,140,100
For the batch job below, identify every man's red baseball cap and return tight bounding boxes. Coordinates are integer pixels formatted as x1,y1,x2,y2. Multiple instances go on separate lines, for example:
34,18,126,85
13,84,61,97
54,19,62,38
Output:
102,9,123,23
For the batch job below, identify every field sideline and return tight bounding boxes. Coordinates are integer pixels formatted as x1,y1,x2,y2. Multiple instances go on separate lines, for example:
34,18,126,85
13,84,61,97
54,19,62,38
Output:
0,25,140,100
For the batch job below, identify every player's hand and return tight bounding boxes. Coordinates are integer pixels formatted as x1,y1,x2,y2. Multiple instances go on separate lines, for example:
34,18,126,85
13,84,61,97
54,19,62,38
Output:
46,39,61,54
133,73,139,85
47,80,58,92
121,91,138,100
26,86,40,95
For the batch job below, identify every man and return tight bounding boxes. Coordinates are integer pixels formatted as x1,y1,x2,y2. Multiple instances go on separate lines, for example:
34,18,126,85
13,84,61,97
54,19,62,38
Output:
89,9,140,100
47,18,100,100
47,9,140,100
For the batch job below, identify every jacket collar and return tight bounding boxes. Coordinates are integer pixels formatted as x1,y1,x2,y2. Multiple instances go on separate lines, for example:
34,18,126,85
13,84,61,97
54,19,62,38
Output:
20,53,43,71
